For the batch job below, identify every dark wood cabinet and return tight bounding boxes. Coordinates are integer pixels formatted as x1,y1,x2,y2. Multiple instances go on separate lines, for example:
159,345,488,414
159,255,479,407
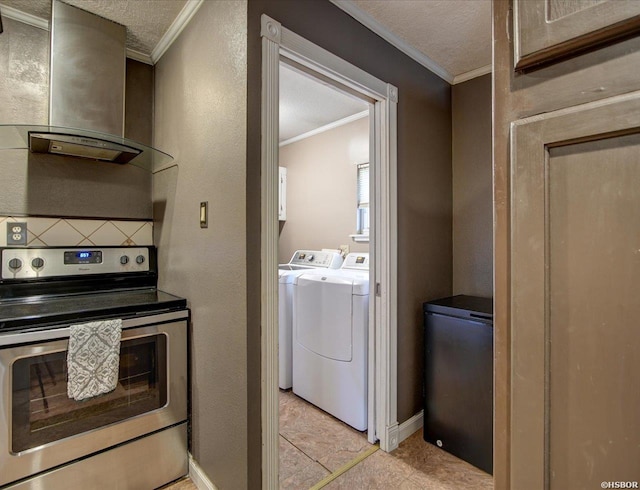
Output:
510,92,640,489
514,0,640,69
494,1,640,488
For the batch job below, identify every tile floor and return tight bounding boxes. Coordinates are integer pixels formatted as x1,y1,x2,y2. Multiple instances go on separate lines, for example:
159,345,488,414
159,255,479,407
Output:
279,390,370,488
162,477,197,490
280,390,493,490
164,391,494,490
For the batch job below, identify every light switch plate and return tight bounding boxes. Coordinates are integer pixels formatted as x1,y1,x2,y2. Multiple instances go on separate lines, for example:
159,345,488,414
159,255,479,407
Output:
200,202,208,228
7,222,27,245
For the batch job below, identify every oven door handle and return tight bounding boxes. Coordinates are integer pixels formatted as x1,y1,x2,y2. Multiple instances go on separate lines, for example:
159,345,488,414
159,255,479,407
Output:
0,310,187,347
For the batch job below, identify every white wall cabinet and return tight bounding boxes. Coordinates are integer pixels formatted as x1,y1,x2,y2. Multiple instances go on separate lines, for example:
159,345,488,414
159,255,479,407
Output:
279,166,287,221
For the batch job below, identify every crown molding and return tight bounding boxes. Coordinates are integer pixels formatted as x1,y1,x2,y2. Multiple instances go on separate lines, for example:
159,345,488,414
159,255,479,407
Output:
151,0,204,64
279,110,369,147
452,64,492,84
126,48,154,65
0,3,49,30
330,0,454,84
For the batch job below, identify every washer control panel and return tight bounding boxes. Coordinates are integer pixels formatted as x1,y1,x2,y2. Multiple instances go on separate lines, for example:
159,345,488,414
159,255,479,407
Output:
1,247,150,279
290,250,343,269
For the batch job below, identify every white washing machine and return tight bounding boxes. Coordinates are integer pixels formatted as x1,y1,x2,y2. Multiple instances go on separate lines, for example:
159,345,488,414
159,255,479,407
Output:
278,250,343,389
292,253,370,431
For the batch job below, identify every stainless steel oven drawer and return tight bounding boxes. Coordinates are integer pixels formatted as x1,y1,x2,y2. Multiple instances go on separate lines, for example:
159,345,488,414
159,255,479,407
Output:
6,423,188,489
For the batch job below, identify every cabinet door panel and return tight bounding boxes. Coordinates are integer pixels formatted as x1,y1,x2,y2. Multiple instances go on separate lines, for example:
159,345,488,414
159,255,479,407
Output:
514,0,640,69
548,136,640,488
510,91,640,489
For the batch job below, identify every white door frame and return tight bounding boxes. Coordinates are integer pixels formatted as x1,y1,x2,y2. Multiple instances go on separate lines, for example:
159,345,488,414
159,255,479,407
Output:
260,14,398,489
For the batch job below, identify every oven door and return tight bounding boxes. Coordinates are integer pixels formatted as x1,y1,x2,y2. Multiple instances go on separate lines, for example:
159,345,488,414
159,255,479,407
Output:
0,313,187,487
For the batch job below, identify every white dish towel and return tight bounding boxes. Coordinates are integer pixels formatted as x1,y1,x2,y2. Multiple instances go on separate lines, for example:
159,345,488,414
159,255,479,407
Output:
67,319,122,401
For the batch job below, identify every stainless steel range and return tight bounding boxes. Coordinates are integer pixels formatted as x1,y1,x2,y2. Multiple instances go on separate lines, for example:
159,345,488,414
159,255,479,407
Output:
0,246,188,489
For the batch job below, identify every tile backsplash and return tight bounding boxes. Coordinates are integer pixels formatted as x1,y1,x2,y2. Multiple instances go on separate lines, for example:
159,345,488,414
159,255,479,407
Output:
0,217,153,247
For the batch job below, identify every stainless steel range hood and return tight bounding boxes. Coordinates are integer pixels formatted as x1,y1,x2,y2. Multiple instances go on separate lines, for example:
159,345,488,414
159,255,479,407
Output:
0,0,172,171
29,132,141,163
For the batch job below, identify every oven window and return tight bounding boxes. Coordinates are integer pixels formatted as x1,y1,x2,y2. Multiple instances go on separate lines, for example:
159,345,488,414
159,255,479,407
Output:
11,334,167,453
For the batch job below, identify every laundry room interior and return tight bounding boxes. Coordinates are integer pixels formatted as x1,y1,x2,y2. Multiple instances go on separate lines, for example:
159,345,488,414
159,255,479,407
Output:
276,45,493,488
277,62,370,264
277,58,374,480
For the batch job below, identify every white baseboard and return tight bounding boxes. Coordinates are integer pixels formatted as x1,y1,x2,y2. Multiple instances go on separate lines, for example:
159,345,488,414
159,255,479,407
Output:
383,422,400,451
189,454,218,490
398,410,424,444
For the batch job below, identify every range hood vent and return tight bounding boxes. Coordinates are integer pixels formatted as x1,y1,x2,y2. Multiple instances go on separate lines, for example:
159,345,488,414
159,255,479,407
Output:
29,132,141,163
0,0,173,171
0,124,172,172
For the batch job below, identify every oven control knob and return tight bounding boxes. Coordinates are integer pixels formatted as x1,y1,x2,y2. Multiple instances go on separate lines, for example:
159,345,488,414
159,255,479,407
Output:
8,258,22,270
31,258,44,269
135,255,145,265
120,255,130,265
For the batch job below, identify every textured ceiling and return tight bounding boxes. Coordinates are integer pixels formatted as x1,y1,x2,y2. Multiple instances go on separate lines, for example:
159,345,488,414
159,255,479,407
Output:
0,0,187,55
1,0,492,79
279,63,369,142
350,0,491,78
0,0,50,19
0,0,489,132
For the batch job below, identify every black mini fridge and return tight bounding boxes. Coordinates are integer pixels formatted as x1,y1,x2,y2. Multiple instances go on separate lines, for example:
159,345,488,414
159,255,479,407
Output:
423,295,493,474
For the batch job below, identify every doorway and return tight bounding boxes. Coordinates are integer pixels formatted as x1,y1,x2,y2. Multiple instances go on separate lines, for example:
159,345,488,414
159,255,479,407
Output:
260,14,398,488
277,59,373,487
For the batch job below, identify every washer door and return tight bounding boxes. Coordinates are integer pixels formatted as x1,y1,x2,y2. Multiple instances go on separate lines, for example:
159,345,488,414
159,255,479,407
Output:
294,275,353,362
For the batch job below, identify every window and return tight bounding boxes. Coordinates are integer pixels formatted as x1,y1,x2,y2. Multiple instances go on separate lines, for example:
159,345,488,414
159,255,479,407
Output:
356,163,370,235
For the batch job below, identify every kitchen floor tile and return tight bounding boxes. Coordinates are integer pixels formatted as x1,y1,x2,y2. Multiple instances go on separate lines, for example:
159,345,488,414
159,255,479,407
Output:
280,461,330,490
278,390,493,489
279,435,318,482
164,395,493,490
324,450,412,490
160,476,197,489
390,430,493,490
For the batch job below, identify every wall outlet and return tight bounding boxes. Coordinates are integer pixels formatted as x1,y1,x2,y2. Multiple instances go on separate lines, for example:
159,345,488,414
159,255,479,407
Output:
339,244,349,257
7,222,27,245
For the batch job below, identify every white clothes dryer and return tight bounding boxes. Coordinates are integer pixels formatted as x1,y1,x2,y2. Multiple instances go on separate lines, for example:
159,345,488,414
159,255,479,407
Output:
278,250,343,389
292,253,370,430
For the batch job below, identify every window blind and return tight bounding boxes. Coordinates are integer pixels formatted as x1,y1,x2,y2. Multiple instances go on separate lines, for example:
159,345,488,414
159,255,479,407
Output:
357,163,370,208
356,163,370,235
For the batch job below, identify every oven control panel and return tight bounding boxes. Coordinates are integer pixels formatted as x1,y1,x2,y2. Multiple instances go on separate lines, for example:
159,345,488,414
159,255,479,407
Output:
1,247,150,279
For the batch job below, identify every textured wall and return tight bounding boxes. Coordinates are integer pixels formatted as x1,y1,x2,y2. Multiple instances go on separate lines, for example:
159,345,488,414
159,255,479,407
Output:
152,1,248,488
0,18,47,216
247,0,453,430
125,59,154,146
0,17,49,124
278,117,369,263
452,75,493,298
0,17,153,220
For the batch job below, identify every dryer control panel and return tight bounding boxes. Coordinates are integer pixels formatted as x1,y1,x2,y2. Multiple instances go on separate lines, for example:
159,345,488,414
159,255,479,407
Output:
341,253,370,271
